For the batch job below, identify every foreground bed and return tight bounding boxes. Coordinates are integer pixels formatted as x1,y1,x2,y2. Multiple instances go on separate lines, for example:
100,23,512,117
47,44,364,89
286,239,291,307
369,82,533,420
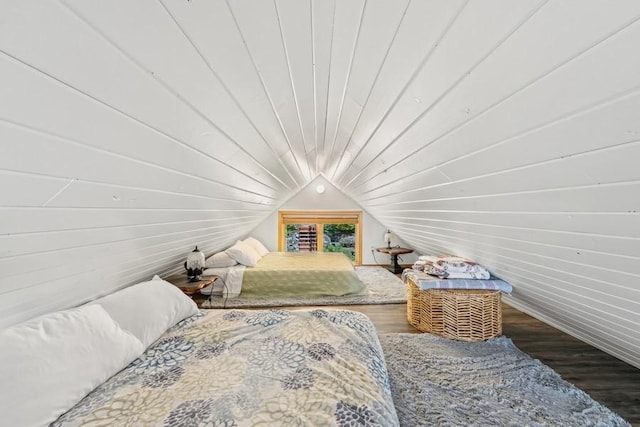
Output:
55,308,397,426
1,277,397,426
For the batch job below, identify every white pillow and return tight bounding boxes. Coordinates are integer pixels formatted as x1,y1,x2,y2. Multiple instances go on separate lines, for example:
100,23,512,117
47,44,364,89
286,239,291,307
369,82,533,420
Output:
91,276,199,348
205,251,238,268
0,304,144,427
243,237,270,257
225,240,262,267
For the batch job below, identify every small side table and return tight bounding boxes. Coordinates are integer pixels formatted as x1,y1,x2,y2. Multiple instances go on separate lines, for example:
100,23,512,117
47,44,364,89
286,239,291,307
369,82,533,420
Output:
164,274,216,297
376,247,413,274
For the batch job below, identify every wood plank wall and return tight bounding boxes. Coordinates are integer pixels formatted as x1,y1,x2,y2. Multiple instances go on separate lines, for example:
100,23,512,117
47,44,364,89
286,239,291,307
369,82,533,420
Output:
343,2,640,368
1,1,639,370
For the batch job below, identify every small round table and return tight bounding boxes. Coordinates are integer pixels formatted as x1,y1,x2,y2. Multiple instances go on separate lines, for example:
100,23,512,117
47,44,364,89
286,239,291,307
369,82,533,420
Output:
376,247,413,274
164,274,216,296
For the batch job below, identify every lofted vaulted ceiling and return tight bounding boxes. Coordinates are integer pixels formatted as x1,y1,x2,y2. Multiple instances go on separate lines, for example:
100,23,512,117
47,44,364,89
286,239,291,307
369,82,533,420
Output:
1,1,640,368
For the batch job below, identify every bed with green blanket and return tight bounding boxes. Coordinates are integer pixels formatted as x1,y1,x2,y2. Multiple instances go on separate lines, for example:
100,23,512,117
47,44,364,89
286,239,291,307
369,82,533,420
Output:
203,252,367,298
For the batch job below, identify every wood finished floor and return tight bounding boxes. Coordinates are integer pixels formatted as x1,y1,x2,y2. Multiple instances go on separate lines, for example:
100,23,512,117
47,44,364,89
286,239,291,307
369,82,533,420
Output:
274,302,640,426
193,265,639,425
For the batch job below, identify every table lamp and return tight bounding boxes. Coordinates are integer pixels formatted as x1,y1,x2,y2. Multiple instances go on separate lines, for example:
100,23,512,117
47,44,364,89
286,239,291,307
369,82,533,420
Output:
384,230,392,249
184,246,206,282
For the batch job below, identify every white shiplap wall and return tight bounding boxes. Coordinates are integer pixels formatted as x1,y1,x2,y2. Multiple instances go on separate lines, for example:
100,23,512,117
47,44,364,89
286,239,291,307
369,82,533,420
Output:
1,1,639,368
342,1,640,368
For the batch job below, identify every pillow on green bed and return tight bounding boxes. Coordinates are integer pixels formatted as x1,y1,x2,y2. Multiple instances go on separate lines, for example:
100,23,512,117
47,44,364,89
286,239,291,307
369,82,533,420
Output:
225,240,262,267
243,237,270,256
205,250,238,268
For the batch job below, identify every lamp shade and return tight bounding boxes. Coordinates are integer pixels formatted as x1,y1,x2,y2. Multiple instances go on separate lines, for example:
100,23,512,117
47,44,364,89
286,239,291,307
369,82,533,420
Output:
184,246,206,281
186,246,205,270
384,230,392,248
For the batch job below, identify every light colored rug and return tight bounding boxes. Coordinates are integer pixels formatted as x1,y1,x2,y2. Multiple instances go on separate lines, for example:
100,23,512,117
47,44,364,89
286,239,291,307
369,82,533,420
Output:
201,266,407,308
379,333,630,427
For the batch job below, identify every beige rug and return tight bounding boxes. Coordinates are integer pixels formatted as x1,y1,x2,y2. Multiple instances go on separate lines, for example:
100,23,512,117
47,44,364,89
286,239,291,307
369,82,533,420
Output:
380,333,631,427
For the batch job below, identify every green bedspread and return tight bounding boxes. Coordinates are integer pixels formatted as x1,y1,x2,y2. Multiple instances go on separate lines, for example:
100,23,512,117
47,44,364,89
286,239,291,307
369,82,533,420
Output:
240,252,367,298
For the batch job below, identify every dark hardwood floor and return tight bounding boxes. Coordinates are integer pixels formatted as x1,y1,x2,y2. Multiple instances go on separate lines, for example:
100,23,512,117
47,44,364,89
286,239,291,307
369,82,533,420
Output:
500,303,640,426
193,266,639,425
277,302,640,426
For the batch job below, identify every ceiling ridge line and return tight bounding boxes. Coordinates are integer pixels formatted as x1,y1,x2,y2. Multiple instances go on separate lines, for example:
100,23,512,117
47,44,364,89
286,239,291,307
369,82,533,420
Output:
318,0,337,172
310,0,319,174
347,4,640,191
325,0,368,177
60,0,288,194
158,0,299,191
224,0,308,184
342,0,548,190
0,116,282,199
273,0,313,179
329,0,413,182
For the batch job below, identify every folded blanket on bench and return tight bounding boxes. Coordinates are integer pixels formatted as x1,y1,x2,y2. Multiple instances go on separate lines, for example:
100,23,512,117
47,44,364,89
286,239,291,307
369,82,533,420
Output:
403,270,513,294
414,255,491,279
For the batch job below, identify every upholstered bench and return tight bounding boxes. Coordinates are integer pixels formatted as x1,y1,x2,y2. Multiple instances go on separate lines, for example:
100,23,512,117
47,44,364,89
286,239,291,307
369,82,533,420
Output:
404,273,503,342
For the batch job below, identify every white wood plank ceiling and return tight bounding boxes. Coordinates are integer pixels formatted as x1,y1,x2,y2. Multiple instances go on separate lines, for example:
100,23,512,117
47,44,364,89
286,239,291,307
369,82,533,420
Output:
1,1,640,368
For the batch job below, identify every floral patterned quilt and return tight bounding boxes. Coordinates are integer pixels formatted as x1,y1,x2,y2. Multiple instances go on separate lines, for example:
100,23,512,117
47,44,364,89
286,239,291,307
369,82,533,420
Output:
53,309,399,426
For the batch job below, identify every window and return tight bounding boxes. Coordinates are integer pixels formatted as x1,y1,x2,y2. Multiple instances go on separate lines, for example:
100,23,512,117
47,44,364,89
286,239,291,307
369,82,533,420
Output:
278,210,363,265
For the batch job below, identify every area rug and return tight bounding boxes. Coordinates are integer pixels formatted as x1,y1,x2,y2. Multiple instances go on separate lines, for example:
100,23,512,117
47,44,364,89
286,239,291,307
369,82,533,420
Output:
201,266,406,308
379,333,630,427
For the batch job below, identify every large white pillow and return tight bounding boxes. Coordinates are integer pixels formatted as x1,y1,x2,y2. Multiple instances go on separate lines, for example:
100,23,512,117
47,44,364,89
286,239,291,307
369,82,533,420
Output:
225,240,262,267
0,304,144,427
205,250,238,268
91,276,199,348
243,237,270,257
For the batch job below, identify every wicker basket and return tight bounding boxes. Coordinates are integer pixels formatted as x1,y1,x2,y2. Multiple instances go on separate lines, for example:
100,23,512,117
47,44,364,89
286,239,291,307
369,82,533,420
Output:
406,277,502,341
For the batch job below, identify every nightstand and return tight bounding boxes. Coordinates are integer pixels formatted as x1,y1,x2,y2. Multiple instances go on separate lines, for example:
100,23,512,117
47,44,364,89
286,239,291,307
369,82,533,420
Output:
164,274,217,297
376,247,413,274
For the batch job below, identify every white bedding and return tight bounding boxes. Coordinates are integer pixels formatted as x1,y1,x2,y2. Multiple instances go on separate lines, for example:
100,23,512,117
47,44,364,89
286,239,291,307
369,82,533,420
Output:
201,265,245,297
